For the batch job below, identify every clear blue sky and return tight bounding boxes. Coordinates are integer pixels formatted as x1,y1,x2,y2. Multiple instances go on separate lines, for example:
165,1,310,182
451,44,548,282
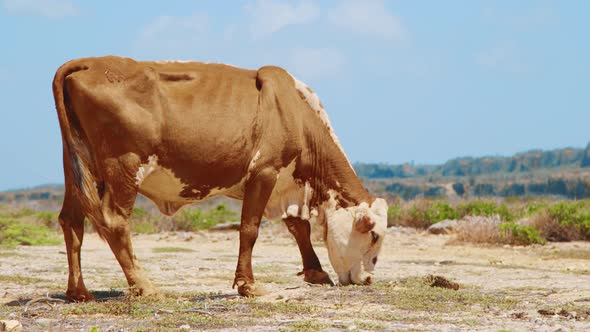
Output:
0,0,589,190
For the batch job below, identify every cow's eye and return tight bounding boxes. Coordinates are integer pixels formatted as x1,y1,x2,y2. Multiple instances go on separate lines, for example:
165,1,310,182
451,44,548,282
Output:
370,231,379,244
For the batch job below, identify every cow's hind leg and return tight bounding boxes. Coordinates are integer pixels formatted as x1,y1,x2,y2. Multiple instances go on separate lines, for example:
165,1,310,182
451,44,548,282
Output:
284,217,334,286
95,158,156,296
59,190,94,302
233,168,277,297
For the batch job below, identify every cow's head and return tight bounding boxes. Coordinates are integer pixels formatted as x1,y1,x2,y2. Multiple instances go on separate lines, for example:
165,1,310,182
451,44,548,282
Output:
323,197,388,285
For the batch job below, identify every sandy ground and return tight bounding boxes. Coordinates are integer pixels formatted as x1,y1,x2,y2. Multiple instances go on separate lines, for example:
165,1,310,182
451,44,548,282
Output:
2,225,590,331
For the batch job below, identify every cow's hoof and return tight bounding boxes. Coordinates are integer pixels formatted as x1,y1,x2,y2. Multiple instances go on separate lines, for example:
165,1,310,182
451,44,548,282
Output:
235,279,268,297
66,289,95,302
303,269,334,286
129,284,158,297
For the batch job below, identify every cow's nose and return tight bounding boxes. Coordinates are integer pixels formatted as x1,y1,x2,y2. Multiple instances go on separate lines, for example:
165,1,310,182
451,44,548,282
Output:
363,275,372,285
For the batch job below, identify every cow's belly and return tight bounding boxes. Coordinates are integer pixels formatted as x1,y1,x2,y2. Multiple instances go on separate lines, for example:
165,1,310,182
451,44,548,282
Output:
136,154,246,215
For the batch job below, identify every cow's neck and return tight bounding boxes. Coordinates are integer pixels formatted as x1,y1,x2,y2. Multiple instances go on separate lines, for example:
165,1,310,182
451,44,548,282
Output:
301,122,373,209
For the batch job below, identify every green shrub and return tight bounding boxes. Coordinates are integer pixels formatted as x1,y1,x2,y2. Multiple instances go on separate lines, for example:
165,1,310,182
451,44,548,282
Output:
9,207,36,218
131,207,148,219
547,200,590,238
387,205,402,227
396,200,459,228
499,222,546,245
458,200,514,221
174,204,238,231
0,217,60,247
523,200,549,216
130,207,157,234
36,211,59,229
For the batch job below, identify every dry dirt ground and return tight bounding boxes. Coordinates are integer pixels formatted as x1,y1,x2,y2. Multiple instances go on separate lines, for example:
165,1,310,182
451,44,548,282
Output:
2,225,590,331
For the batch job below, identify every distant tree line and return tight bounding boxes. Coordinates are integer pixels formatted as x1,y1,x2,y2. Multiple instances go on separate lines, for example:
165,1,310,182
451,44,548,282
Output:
384,177,590,200
356,144,590,179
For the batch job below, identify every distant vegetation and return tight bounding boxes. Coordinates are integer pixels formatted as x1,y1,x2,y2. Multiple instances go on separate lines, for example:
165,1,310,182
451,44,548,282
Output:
388,198,590,245
3,142,590,248
357,143,590,199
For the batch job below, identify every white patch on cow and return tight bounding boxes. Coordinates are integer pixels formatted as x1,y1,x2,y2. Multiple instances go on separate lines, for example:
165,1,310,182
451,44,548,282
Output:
301,181,312,219
287,73,354,173
310,208,319,217
135,155,159,186
286,204,299,217
248,150,261,173
322,190,388,285
154,60,193,64
136,155,189,202
264,160,317,221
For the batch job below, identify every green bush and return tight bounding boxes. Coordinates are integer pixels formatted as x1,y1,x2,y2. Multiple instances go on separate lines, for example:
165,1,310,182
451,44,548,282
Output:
547,200,590,238
130,207,157,234
458,200,514,221
175,204,238,232
499,222,546,245
9,207,36,218
395,200,459,228
36,211,59,229
0,217,60,247
523,200,549,216
387,205,402,227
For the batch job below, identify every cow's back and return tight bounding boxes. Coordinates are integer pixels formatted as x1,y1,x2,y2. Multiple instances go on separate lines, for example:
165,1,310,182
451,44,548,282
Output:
62,56,268,209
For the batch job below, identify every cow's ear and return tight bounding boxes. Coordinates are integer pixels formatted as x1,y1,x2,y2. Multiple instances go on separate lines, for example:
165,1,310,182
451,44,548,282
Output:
355,215,375,233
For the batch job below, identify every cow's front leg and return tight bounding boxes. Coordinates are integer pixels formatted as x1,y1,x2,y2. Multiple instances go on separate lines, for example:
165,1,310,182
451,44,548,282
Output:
284,217,334,286
233,167,277,297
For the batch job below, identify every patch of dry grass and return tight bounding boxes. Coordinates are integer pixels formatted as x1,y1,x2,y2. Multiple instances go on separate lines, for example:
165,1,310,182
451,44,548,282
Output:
0,274,45,284
453,215,502,244
452,215,545,245
542,248,590,260
151,246,195,253
341,277,519,313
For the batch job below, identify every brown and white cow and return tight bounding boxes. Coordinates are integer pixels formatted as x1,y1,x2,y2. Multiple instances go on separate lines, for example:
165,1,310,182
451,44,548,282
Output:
52,56,387,300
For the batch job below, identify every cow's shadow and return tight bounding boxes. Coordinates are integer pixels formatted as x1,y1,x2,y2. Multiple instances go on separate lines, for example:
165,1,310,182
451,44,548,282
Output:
4,290,126,307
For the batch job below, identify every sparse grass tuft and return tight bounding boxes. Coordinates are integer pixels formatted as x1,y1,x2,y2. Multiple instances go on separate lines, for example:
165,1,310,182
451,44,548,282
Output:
248,300,317,317
152,247,195,253
0,274,45,284
279,320,329,332
369,277,518,312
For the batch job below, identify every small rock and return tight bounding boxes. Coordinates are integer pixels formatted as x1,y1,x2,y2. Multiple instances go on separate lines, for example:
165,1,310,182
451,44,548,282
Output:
179,324,190,330
426,275,460,290
510,312,528,319
557,309,571,318
426,219,458,234
0,320,23,332
347,325,357,331
538,309,555,316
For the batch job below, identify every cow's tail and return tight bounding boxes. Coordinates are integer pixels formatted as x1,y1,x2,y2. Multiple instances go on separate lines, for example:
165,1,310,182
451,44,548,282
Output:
53,61,102,222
